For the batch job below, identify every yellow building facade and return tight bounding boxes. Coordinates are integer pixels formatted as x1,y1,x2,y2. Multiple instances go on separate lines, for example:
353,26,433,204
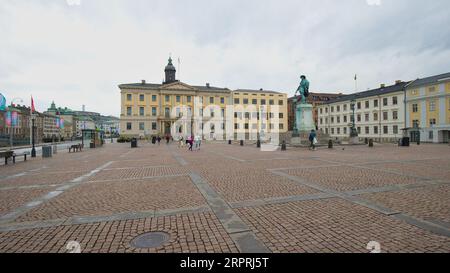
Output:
406,72,450,143
119,58,288,141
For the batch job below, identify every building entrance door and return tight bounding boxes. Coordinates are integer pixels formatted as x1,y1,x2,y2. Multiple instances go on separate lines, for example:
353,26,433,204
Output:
410,131,420,143
442,130,449,143
164,122,171,135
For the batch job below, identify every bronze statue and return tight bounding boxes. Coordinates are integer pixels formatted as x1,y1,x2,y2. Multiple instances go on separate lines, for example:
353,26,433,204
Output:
295,75,310,104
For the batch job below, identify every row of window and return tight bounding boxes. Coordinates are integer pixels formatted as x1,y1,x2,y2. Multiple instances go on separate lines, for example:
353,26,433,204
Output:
234,123,284,130
320,97,398,114
126,122,157,131
234,112,284,119
126,94,286,106
320,111,399,125
234,92,284,97
125,122,285,131
233,98,284,106
412,101,439,112
412,119,437,128
324,125,400,135
411,86,438,95
126,94,226,104
126,106,285,119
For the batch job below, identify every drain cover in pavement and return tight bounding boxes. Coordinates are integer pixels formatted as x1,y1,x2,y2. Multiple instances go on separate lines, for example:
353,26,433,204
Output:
130,232,170,248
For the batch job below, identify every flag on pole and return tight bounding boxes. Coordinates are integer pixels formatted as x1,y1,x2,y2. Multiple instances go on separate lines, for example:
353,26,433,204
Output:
31,96,36,114
0,93,6,111
11,111,18,127
178,57,181,80
5,111,11,126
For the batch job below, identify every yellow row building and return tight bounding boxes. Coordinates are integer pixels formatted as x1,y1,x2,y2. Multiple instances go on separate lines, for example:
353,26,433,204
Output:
406,72,450,143
119,58,288,141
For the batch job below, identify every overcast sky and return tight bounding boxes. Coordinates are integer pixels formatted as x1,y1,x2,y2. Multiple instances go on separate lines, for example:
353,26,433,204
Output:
1,0,449,116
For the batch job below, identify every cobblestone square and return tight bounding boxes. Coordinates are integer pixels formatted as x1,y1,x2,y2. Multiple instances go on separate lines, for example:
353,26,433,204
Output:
0,142,449,253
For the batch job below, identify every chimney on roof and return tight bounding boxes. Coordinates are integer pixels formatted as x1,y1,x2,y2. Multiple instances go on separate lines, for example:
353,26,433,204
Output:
141,80,146,85
395,80,402,85
380,84,385,88
206,83,210,88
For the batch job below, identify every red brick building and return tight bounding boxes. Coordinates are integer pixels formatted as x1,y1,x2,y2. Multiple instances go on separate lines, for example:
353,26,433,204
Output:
288,92,342,131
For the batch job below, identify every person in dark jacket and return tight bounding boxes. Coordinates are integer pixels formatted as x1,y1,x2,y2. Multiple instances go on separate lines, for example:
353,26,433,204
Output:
309,130,317,151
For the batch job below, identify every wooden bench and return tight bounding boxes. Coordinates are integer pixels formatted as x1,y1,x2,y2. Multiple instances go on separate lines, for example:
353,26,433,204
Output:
13,153,27,163
69,144,83,153
0,151,14,165
0,151,27,165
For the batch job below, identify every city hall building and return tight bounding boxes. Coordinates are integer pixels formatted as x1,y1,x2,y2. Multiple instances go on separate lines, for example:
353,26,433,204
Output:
119,58,288,140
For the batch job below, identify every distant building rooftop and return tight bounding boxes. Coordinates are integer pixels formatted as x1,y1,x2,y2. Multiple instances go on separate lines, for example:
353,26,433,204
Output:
118,82,231,93
407,72,450,89
234,89,282,95
323,81,409,104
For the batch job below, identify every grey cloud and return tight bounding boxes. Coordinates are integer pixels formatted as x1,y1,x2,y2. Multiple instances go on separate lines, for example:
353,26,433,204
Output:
1,0,449,116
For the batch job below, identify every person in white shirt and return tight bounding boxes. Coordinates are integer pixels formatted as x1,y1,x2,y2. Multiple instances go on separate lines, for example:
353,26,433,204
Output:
194,135,201,150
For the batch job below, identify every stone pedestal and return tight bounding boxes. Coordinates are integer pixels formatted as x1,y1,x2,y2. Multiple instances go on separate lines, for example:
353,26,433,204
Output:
349,136,359,145
291,137,302,145
295,103,316,132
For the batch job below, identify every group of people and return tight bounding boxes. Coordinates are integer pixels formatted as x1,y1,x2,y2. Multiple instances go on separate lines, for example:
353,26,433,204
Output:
151,131,317,150
151,134,172,145
178,135,201,151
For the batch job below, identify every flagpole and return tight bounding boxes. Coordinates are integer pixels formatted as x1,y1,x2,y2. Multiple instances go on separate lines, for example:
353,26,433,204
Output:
178,57,181,81
30,95,36,157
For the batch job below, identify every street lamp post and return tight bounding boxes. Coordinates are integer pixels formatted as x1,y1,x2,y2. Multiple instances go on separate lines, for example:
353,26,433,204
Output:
350,99,358,138
9,114,13,149
111,127,114,143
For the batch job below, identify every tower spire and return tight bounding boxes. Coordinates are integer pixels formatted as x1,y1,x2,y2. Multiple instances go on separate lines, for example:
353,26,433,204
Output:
164,55,177,84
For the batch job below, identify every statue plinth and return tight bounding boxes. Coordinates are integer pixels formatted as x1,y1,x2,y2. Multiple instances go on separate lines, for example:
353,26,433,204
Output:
295,103,316,132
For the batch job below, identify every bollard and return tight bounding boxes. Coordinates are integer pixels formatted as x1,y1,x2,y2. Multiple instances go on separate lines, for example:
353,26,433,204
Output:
281,141,286,151
257,139,261,148
240,140,244,146
328,139,333,149
369,139,374,147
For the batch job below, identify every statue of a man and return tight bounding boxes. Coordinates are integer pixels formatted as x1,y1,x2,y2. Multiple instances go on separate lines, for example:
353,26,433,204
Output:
295,75,310,104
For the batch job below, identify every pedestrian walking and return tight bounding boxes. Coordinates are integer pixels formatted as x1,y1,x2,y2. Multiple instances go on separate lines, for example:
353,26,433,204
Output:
309,130,317,151
179,136,184,148
194,135,201,151
157,136,161,145
188,135,194,151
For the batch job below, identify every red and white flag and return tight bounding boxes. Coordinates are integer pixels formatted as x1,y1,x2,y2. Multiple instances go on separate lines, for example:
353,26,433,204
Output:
31,96,36,113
